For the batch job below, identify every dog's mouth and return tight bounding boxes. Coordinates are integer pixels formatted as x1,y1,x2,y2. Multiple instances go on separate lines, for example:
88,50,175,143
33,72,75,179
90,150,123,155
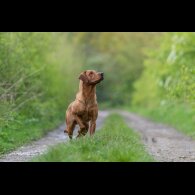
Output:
96,75,104,82
89,77,103,85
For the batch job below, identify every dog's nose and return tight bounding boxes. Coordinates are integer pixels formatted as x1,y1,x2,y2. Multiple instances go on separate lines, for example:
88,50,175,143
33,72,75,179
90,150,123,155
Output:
100,72,104,76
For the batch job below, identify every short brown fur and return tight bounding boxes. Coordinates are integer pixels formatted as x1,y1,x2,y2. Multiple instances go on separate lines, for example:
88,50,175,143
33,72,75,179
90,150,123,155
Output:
64,70,104,139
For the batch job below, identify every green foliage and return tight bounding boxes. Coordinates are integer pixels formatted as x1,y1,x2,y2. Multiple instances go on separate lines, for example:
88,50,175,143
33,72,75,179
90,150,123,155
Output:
32,114,154,162
132,32,195,137
71,32,157,106
0,32,82,154
2,32,195,156
133,32,195,107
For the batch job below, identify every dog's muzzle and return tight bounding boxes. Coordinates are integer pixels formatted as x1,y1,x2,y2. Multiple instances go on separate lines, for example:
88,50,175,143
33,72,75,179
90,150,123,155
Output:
99,72,104,80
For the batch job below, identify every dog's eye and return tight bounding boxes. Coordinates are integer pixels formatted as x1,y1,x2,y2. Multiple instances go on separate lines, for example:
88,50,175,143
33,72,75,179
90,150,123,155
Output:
89,72,93,75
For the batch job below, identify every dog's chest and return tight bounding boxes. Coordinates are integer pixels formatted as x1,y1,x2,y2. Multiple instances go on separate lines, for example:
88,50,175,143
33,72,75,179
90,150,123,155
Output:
79,107,93,121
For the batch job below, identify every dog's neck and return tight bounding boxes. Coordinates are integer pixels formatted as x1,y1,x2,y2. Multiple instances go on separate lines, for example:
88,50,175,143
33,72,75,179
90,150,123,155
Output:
76,81,97,104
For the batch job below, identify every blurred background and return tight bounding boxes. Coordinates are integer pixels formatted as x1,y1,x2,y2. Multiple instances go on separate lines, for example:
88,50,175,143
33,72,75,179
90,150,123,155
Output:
0,32,195,153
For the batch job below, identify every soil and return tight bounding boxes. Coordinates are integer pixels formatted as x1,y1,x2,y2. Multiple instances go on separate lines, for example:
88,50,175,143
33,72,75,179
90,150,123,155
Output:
0,111,110,162
1,110,195,162
119,110,195,162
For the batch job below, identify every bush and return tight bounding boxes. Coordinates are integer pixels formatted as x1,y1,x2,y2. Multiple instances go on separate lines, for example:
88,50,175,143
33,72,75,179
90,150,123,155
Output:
132,32,195,136
133,32,195,107
0,32,82,153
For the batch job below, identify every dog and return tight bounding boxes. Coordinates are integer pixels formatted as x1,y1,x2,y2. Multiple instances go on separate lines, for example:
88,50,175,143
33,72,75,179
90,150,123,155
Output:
64,70,104,139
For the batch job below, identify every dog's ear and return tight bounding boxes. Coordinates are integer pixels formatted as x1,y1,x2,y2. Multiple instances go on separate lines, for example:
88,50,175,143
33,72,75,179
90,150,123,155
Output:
78,71,88,83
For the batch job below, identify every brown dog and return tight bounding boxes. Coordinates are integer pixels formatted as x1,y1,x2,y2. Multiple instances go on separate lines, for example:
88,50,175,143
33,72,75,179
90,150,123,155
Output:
64,70,104,139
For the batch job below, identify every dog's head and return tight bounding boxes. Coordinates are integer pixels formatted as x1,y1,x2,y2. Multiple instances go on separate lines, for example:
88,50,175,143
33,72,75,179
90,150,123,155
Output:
79,70,104,85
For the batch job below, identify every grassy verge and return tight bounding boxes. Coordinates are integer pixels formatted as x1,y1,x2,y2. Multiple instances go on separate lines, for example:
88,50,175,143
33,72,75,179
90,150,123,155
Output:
32,114,153,162
0,112,63,155
130,103,195,139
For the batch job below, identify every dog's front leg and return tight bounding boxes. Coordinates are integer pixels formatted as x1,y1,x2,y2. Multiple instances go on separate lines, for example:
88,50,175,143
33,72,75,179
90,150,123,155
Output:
89,120,96,136
74,114,87,137
74,114,85,129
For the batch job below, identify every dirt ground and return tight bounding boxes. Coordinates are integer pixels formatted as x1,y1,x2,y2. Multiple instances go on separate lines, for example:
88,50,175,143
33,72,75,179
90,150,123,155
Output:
1,110,195,162
0,111,110,162
119,110,195,162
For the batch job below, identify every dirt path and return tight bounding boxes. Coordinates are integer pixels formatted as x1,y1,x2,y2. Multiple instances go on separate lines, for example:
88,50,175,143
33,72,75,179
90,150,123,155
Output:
1,110,195,162
119,110,195,162
0,111,110,162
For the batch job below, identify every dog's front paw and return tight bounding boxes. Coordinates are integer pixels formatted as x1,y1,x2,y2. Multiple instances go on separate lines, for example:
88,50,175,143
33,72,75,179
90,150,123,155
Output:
64,129,68,134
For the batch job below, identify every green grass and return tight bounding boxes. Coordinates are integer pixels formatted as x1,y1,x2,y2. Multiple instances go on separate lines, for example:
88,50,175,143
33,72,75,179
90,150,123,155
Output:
0,113,63,155
32,114,154,162
130,103,195,139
